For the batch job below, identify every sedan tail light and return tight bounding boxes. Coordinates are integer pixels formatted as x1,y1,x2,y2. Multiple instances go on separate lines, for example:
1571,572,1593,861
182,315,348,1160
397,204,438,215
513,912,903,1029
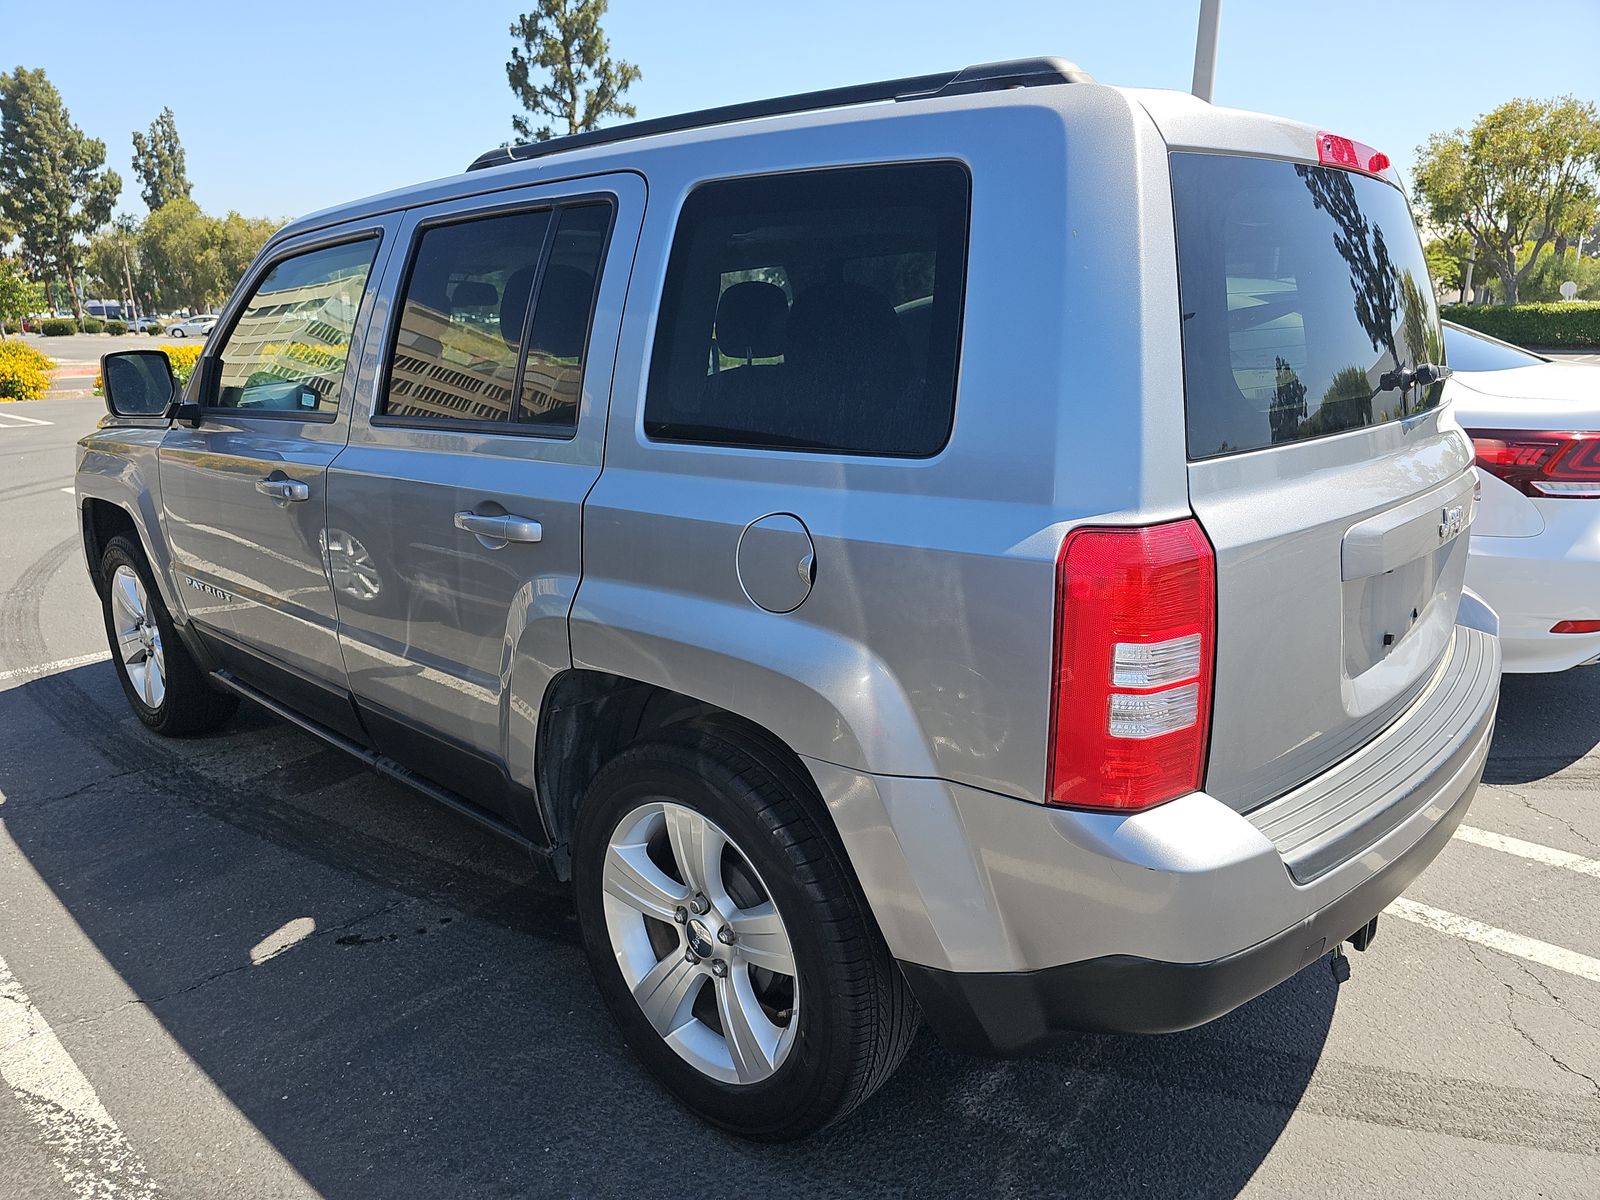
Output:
1048,519,1216,812
1468,429,1600,499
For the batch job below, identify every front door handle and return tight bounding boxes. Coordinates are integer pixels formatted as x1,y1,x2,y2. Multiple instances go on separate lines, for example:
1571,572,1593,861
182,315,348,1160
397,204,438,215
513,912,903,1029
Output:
255,476,309,503
453,511,543,545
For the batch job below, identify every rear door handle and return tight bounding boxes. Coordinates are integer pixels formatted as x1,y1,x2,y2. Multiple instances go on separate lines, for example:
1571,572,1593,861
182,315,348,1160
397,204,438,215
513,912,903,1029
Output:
255,477,309,503
453,511,543,545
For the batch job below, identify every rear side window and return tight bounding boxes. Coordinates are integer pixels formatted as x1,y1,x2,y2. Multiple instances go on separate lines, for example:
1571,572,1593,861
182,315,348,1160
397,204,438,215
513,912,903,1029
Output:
213,238,378,414
382,201,612,432
384,209,552,425
1172,153,1444,459
645,162,970,456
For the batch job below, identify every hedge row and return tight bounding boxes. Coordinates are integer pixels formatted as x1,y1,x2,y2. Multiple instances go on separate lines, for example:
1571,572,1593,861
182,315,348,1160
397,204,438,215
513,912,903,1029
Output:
1441,302,1600,349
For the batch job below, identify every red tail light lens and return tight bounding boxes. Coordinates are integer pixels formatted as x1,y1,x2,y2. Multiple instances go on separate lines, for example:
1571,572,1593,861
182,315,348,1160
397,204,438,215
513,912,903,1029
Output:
1048,519,1216,811
1469,429,1600,499
1317,132,1391,177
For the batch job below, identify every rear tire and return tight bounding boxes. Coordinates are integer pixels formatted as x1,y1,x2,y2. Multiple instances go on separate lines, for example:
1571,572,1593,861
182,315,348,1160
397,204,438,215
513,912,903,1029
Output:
99,534,237,735
573,729,917,1140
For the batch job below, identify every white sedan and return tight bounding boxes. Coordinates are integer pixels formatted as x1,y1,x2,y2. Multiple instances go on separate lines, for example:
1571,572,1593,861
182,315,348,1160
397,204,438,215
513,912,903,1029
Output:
166,314,218,338
1447,321,1600,673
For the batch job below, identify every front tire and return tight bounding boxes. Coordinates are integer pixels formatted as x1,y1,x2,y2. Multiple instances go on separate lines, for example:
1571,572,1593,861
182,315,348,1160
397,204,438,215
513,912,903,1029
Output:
99,535,237,735
170,327,185,337
573,730,917,1140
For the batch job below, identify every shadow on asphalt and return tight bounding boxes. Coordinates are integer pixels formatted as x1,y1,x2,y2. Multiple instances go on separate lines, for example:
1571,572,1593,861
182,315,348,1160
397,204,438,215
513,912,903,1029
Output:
2,662,1340,1199
1484,663,1600,785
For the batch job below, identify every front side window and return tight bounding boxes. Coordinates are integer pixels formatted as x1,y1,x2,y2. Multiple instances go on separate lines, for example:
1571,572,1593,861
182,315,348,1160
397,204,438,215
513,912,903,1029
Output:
214,238,378,413
645,162,970,456
1172,153,1445,459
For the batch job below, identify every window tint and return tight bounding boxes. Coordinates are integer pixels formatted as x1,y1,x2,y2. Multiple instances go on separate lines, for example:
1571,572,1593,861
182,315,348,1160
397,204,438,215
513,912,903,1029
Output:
1172,153,1444,459
1442,323,1545,372
519,204,610,431
385,209,552,424
213,238,377,414
645,163,969,456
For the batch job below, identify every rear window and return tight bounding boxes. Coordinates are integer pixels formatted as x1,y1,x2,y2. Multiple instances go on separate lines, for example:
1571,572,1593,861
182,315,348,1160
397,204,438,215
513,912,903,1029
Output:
1442,322,1546,372
1172,153,1445,459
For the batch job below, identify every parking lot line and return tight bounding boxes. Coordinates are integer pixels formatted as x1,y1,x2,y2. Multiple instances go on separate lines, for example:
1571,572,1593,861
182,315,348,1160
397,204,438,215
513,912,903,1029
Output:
1453,825,1600,879
60,487,76,496
1386,898,1600,984
0,652,112,685
0,410,53,427
0,952,158,1199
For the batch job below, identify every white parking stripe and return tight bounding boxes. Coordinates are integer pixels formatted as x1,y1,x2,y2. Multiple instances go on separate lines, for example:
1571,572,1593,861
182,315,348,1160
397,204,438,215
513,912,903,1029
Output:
1454,825,1600,878
1386,898,1600,984
61,487,76,495
0,952,159,1198
0,652,112,685
0,409,53,427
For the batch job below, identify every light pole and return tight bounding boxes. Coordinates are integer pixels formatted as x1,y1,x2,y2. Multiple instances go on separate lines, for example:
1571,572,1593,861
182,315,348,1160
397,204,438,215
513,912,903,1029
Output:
1192,0,1222,103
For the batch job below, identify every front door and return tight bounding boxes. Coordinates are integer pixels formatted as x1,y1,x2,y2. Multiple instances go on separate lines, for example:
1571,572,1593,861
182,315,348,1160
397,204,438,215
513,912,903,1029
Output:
159,222,393,735
326,174,644,822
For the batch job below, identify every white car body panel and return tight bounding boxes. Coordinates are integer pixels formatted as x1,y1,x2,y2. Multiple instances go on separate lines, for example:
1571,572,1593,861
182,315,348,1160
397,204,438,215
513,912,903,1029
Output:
1448,338,1600,673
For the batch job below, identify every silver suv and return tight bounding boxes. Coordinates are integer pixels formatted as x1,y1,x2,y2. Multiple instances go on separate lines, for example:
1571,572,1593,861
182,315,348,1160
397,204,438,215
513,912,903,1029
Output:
81,59,1500,1139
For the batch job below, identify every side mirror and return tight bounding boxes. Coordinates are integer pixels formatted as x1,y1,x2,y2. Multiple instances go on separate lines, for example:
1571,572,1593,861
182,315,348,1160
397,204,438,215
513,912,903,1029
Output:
101,350,178,419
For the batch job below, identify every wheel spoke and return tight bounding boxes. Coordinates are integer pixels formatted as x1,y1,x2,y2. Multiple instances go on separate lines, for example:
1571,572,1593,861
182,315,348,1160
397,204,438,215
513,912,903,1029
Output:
604,840,689,922
115,626,145,664
140,656,157,706
115,571,144,623
147,646,166,706
728,901,796,977
715,970,778,1083
663,804,725,900
631,952,703,1037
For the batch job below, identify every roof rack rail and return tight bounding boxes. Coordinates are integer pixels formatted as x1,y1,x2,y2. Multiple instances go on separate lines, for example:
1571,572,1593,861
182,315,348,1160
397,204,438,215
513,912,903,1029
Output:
467,56,1094,172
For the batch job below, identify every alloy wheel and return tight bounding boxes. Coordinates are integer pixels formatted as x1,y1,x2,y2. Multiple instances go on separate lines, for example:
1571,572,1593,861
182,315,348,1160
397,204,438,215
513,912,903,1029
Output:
110,564,166,709
601,801,799,1084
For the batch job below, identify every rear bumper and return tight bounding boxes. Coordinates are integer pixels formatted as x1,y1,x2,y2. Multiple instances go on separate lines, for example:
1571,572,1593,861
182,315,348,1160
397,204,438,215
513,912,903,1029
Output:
900,720,1482,1052
805,625,1499,1056
1468,510,1600,673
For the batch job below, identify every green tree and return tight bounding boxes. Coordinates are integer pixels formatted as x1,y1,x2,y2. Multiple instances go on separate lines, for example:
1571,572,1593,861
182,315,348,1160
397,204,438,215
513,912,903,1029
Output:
1413,96,1600,304
85,216,146,315
0,258,44,337
507,0,640,143
1423,237,1463,294
130,107,191,211
0,67,122,319
139,198,278,311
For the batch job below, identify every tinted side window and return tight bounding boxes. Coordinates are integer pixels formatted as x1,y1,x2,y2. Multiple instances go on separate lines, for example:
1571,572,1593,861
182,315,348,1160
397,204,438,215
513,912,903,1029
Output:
213,238,378,414
384,209,552,424
519,204,610,431
645,163,970,456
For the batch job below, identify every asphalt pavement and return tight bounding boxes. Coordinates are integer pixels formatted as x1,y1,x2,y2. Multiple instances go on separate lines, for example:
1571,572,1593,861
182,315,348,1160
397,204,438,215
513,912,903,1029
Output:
1,393,1598,1199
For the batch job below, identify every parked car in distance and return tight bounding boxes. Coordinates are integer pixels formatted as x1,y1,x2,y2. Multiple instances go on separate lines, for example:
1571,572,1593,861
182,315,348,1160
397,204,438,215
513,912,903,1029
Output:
1445,320,1600,672
78,58,1501,1140
127,316,165,334
165,314,218,338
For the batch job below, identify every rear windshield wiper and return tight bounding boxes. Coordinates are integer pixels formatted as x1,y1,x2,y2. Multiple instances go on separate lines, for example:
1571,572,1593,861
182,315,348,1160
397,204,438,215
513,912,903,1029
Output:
1377,362,1452,393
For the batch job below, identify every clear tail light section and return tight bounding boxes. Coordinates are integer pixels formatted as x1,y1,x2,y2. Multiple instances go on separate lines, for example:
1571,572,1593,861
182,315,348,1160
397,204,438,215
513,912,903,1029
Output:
1468,429,1600,499
1049,519,1216,812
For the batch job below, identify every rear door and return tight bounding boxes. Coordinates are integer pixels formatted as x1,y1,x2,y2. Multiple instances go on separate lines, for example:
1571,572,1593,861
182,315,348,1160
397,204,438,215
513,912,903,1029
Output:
326,174,642,820
1171,151,1474,811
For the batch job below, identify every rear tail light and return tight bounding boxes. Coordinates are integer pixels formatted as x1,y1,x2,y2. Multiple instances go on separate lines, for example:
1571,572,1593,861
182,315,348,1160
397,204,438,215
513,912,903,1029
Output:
1317,132,1391,177
1048,519,1216,812
1551,620,1600,634
1468,429,1600,499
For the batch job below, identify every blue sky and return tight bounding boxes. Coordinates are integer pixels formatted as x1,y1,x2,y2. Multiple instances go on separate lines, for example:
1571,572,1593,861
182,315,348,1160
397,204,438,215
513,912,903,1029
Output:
10,0,1600,221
